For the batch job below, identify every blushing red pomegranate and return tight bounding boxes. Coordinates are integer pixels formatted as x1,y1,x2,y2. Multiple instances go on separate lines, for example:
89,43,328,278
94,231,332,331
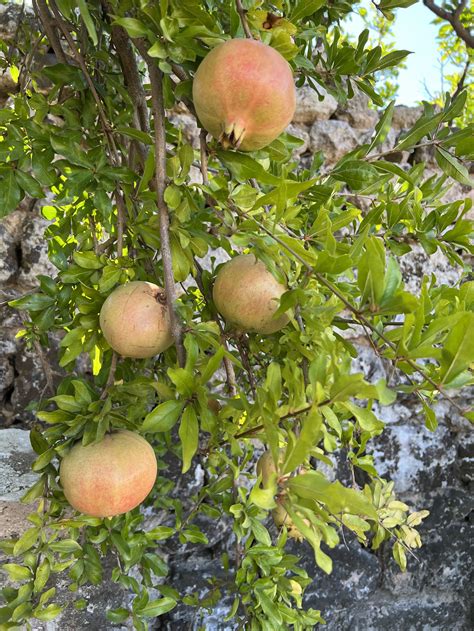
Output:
193,39,296,151
99,281,173,358
212,254,289,334
60,430,157,517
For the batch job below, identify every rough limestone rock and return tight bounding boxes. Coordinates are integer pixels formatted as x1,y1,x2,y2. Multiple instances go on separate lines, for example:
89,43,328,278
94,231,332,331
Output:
0,210,25,284
310,119,360,163
398,243,462,293
18,214,56,286
0,429,38,537
392,104,424,130
286,123,310,156
334,89,379,130
293,85,338,124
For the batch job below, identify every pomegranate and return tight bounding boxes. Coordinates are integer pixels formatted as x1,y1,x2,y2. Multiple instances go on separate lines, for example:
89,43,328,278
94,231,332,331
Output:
59,430,157,517
193,39,296,151
99,281,173,358
213,254,289,334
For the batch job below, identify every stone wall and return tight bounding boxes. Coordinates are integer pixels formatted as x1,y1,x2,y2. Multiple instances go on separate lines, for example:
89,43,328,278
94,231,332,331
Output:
0,11,473,628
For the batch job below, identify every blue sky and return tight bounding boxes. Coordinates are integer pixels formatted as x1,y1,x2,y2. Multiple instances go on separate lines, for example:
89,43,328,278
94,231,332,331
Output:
345,2,454,105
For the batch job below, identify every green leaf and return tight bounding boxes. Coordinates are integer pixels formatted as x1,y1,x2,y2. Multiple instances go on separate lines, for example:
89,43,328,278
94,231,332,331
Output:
374,50,411,71
358,237,385,306
439,312,474,386
331,160,379,190
106,608,130,623
9,293,55,312
435,146,473,187
15,170,45,198
282,408,322,474
142,400,185,433
368,100,395,152
216,150,280,185
51,395,82,412
139,597,177,618
49,539,82,554
200,346,226,384
32,448,55,471
77,0,98,45
34,559,51,593
34,604,63,622
422,400,437,432
393,541,407,572
394,112,443,150
13,527,40,556
116,126,153,145
290,0,325,20
73,251,103,270
99,266,122,293
2,563,32,581
249,480,277,510
179,406,199,473
344,402,385,433
0,170,22,217
112,17,149,38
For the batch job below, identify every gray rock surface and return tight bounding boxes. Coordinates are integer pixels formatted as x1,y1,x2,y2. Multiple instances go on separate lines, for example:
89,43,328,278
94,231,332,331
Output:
0,429,38,538
293,86,338,124
310,119,360,163
334,90,379,130
392,105,424,130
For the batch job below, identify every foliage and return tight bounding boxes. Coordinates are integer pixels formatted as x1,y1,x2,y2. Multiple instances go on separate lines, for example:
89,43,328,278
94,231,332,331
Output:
343,0,409,101
429,6,473,125
0,0,473,629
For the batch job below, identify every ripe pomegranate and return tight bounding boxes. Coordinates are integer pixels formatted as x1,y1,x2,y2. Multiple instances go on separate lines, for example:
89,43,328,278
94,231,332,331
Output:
193,39,296,151
99,281,173,358
60,430,157,517
213,254,289,334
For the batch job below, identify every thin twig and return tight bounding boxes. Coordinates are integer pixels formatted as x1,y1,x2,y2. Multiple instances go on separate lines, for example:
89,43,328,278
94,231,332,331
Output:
32,338,55,397
194,259,238,397
100,352,118,399
295,305,309,389
136,39,186,367
114,190,126,258
235,0,254,39
236,336,257,398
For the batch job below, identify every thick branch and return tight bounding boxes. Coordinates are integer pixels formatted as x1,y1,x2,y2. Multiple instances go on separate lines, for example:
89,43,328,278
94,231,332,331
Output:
101,1,149,136
33,0,68,63
135,39,186,367
423,0,474,48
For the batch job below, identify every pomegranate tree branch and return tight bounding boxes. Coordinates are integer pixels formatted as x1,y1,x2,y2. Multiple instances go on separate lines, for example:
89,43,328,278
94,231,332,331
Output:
422,0,474,48
135,39,186,367
229,206,469,417
33,0,68,63
194,259,238,397
100,352,118,399
236,0,254,39
32,338,55,397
